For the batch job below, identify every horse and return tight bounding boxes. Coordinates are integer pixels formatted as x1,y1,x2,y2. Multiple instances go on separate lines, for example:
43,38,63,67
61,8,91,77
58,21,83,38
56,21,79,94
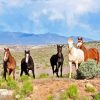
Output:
50,45,64,77
20,50,35,78
3,48,16,80
77,37,99,64
67,38,84,78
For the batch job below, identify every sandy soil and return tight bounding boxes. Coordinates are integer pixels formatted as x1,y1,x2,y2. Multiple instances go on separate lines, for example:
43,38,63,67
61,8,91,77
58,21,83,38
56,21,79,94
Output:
29,78,100,100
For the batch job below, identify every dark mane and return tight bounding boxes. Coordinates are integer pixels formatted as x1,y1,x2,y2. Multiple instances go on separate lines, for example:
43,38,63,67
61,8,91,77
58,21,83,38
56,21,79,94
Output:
50,45,64,77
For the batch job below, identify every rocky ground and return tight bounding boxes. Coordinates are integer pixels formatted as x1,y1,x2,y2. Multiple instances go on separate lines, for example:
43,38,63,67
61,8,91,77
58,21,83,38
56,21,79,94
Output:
31,78,100,100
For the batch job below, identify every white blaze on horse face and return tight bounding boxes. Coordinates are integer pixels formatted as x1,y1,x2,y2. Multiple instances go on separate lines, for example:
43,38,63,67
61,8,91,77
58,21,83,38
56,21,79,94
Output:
68,41,73,49
4,52,8,61
26,54,29,63
77,42,82,47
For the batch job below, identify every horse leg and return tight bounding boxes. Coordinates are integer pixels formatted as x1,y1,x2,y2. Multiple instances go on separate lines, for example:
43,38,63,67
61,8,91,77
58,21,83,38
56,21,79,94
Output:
13,69,15,80
52,65,54,75
56,64,59,77
60,64,63,77
24,69,29,76
20,69,24,76
75,61,78,70
69,62,72,78
3,70,7,80
9,69,12,75
32,69,35,78
3,65,7,80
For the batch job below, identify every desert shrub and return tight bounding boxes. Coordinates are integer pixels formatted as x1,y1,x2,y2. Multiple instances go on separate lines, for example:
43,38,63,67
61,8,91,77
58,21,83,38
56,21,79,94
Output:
46,95,54,100
20,75,30,82
67,84,78,100
59,91,68,100
81,96,88,100
77,59,100,79
7,76,18,90
85,84,95,93
38,73,49,78
21,81,33,96
94,93,100,100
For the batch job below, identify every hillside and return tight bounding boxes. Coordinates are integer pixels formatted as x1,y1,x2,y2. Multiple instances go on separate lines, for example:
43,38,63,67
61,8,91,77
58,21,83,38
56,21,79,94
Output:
0,32,93,45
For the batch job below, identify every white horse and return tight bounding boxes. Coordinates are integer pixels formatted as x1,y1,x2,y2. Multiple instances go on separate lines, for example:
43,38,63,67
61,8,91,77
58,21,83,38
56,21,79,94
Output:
67,38,84,78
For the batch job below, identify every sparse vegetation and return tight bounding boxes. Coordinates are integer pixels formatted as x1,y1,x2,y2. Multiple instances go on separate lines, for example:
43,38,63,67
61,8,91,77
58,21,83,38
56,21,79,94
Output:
38,73,49,78
63,73,76,78
85,84,95,93
67,84,78,100
0,76,33,100
46,95,54,100
94,93,100,100
21,80,33,96
7,76,18,90
59,91,68,100
20,75,30,82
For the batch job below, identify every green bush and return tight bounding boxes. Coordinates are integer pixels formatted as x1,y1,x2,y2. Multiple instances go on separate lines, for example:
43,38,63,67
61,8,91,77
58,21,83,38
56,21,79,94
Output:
77,59,100,79
94,93,100,100
67,85,78,100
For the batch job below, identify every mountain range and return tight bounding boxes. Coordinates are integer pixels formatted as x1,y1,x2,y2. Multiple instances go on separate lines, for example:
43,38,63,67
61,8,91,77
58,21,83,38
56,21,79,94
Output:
0,32,93,45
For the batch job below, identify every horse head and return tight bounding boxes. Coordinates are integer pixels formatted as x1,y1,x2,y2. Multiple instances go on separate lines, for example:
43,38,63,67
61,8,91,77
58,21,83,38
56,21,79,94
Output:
57,45,64,57
77,37,83,48
4,48,10,61
67,38,74,53
25,50,30,63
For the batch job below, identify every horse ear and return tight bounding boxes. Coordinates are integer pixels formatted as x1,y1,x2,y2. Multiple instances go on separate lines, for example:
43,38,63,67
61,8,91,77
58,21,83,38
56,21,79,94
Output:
78,37,79,40
7,48,9,51
80,37,83,40
25,50,26,53
28,50,30,53
4,48,6,50
62,45,64,47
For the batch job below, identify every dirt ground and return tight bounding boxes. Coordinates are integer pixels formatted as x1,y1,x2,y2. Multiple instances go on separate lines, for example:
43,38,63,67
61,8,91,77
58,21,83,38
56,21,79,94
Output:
28,78,100,100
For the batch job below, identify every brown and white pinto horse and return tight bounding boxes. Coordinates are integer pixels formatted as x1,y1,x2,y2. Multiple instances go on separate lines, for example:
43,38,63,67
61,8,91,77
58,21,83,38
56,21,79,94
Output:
3,48,16,80
77,37,99,64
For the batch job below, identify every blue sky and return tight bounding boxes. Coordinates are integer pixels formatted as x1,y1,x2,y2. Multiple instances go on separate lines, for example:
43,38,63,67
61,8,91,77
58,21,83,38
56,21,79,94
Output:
0,0,100,40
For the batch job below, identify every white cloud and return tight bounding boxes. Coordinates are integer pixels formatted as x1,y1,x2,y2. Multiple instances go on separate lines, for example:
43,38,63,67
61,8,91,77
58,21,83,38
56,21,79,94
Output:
48,9,64,21
0,0,100,35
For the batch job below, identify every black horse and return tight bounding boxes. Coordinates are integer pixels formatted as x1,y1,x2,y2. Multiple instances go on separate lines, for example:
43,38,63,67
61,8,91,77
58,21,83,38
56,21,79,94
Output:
20,50,35,78
50,45,64,77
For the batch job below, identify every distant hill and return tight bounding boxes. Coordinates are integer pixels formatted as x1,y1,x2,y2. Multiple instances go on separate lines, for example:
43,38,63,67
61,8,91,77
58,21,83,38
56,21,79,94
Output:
0,32,93,45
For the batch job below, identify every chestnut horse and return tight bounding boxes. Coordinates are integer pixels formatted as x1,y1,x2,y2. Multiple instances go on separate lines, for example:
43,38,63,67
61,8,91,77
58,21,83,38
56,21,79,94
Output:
77,37,99,64
3,48,16,80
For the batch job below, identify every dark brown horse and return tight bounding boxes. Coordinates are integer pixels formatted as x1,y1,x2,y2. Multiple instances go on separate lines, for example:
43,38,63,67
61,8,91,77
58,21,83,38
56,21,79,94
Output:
50,45,64,77
77,37,99,64
20,50,35,78
3,48,16,80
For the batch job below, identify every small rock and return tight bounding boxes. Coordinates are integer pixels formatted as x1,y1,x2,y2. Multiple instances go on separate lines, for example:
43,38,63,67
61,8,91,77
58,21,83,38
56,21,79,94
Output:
85,83,94,88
